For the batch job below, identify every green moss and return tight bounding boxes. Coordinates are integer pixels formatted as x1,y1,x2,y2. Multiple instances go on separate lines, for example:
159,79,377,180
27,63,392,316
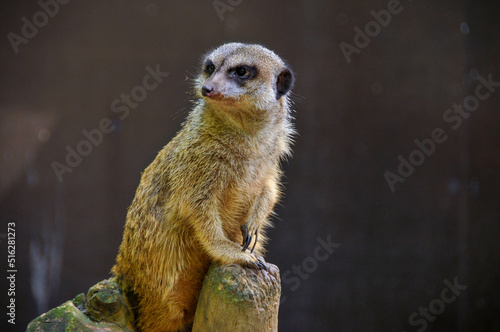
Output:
72,293,86,311
26,301,95,332
26,279,136,332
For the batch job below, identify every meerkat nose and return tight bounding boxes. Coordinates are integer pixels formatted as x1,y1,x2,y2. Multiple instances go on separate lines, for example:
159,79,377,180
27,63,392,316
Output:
202,85,214,97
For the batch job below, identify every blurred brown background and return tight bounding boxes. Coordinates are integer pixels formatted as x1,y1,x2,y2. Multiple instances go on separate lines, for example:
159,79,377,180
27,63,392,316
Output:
1,0,500,331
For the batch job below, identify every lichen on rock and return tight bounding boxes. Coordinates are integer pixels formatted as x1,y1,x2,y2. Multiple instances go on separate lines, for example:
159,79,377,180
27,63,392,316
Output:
27,277,136,332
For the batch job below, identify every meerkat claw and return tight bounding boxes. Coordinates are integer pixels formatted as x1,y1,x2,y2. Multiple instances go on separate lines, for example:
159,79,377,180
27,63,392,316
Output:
255,258,268,271
241,224,260,252
250,230,259,253
246,259,266,270
240,225,249,247
242,233,252,251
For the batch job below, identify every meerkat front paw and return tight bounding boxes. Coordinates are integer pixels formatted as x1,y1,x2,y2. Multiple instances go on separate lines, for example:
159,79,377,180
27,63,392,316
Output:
243,251,268,271
240,224,260,253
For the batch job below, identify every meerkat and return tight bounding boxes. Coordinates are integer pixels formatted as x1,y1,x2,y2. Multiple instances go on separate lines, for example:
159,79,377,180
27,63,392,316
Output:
111,42,295,332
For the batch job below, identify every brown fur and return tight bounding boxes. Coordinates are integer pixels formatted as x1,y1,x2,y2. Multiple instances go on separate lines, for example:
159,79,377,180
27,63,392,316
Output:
112,43,295,332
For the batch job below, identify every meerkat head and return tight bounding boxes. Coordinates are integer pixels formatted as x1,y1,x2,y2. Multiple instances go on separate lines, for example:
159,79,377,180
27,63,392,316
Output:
195,43,294,112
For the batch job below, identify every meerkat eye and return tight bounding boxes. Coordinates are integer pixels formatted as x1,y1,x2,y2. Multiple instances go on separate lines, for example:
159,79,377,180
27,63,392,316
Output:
235,67,249,77
205,62,215,75
230,66,256,80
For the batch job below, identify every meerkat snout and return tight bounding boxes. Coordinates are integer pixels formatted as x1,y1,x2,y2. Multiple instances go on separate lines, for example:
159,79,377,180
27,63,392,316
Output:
201,85,215,97
202,82,227,99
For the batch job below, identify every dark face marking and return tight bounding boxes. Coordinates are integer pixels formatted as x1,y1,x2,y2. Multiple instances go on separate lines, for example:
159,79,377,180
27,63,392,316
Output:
204,60,215,76
228,65,258,85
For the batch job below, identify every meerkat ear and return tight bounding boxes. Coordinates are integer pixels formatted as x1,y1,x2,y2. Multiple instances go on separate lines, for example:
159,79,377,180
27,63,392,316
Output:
276,68,294,99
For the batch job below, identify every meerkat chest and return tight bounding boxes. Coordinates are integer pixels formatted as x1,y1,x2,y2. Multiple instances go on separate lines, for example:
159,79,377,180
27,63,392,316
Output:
221,156,277,209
